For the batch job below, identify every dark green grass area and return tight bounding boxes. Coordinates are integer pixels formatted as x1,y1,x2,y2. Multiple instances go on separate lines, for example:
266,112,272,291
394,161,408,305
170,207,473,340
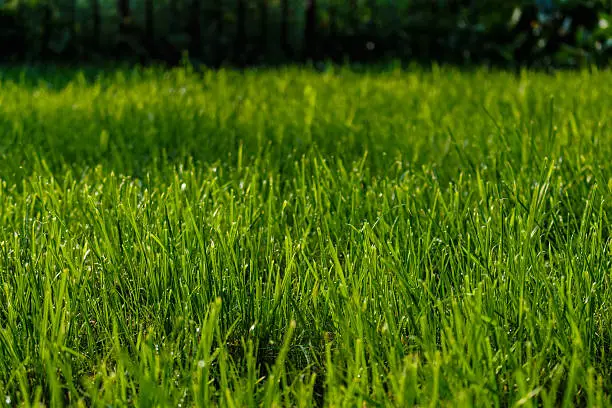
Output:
0,66,611,406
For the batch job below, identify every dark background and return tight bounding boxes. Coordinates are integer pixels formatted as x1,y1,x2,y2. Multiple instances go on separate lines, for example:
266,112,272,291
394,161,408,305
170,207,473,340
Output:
1,0,611,68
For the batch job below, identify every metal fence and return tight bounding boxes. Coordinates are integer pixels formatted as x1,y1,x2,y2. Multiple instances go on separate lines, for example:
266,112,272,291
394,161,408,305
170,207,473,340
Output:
1,1,610,67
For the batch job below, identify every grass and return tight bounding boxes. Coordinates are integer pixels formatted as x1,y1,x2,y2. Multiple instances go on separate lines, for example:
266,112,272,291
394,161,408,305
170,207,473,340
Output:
0,65,611,407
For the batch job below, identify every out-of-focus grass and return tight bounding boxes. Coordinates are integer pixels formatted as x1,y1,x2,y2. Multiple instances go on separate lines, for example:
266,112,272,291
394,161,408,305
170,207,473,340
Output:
0,66,611,406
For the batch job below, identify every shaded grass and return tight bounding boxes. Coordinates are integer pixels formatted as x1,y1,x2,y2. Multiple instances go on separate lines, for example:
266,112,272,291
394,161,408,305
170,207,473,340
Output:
0,65,611,406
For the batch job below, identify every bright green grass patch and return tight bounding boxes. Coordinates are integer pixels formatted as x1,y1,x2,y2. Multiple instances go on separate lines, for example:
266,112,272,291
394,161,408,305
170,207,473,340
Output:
0,66,611,406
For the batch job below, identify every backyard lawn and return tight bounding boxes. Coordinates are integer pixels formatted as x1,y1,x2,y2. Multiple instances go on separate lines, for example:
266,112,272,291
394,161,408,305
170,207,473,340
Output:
0,66,611,406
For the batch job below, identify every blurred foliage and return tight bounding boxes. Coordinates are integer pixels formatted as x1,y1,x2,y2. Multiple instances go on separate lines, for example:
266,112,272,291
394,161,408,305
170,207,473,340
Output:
0,0,611,67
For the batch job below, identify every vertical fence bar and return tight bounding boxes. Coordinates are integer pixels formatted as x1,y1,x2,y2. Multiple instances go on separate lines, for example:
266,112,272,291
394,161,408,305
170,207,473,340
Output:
260,0,268,57
304,0,317,60
212,0,224,66
117,0,131,35
189,0,202,58
145,0,154,45
41,0,52,57
235,0,246,64
91,0,100,49
169,0,178,31
281,0,291,58
69,0,77,48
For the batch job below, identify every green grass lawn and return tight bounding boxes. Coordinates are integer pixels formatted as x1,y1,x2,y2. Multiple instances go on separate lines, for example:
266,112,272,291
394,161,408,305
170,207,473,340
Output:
0,65,611,407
